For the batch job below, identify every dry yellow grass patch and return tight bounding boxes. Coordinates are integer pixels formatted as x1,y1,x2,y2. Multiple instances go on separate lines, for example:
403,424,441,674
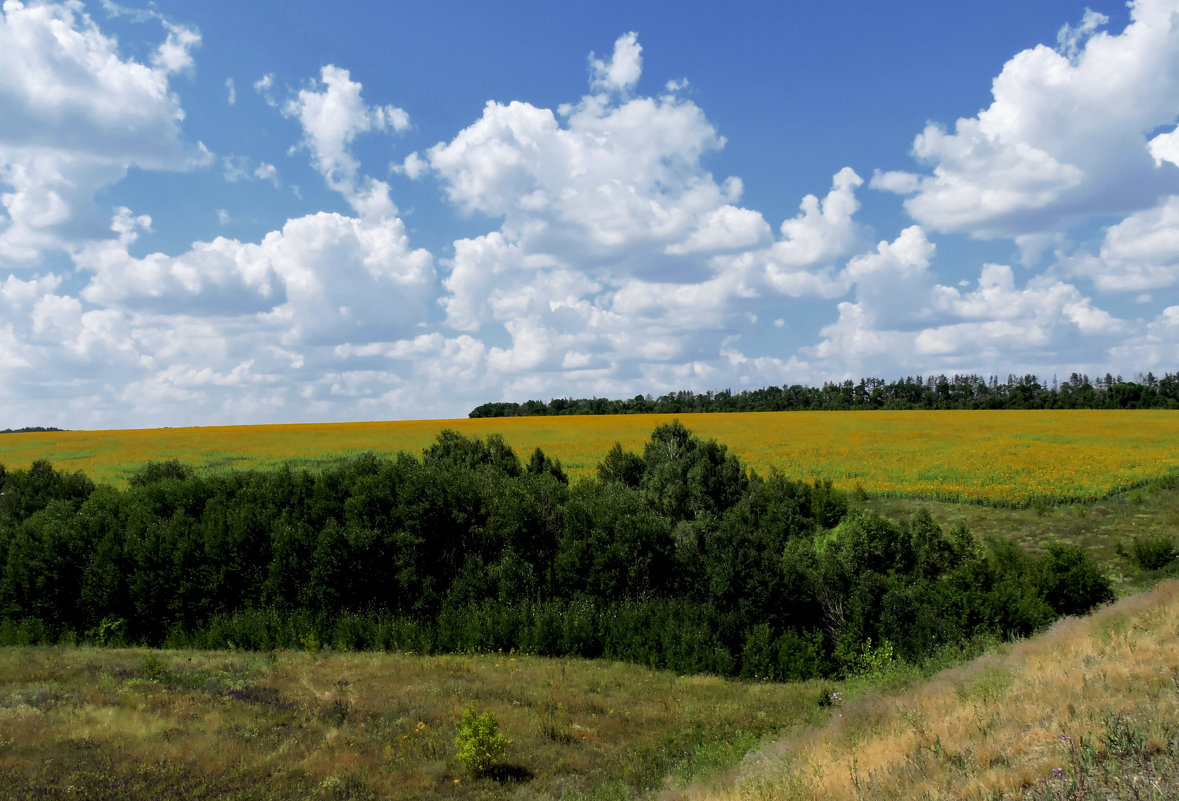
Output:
696,580,1179,801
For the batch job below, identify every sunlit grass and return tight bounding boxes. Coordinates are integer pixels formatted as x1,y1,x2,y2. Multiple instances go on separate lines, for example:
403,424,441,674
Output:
5,582,1177,800
695,580,1179,801
1,410,1177,504
0,647,821,800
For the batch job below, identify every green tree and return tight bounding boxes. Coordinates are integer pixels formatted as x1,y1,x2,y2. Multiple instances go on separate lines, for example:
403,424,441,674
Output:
128,460,194,487
1032,543,1113,616
640,421,747,521
424,430,521,477
597,442,644,487
557,481,673,599
526,447,568,484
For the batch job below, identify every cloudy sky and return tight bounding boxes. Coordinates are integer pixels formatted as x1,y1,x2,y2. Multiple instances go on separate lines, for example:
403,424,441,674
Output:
1,0,1177,428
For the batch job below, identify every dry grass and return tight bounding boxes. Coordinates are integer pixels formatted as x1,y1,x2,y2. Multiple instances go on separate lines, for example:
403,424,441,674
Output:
1,410,1177,504
0,647,820,800
694,580,1179,801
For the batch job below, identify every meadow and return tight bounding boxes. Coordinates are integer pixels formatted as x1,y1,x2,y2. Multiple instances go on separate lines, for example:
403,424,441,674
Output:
1,410,1177,505
863,473,1179,591
2,580,1176,801
0,645,822,800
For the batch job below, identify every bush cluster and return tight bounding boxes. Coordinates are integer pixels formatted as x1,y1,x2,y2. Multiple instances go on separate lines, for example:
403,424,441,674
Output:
0,423,1113,678
1131,533,1177,571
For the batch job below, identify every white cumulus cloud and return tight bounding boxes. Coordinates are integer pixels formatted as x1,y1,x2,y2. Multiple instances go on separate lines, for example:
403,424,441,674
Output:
881,0,1179,240
590,31,643,93
77,208,434,343
0,0,208,264
283,65,410,218
1064,195,1179,291
414,34,884,407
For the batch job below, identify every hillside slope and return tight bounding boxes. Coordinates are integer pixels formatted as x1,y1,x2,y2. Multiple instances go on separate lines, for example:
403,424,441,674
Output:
691,580,1179,801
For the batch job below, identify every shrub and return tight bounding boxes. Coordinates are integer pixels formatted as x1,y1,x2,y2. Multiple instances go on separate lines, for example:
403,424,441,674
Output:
847,636,897,677
87,616,125,646
775,628,825,681
453,704,510,777
127,459,194,487
1033,543,1113,616
1131,533,1177,571
740,623,774,680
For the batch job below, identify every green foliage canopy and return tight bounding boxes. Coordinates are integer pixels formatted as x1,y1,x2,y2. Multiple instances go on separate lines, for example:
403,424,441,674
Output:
0,424,1115,679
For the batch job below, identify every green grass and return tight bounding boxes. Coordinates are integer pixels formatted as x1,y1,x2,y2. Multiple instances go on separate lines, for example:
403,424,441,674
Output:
6,585,1174,801
0,646,823,801
859,475,1179,593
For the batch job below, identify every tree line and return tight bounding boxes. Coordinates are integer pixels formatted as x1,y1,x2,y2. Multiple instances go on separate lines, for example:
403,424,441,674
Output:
469,372,1179,417
0,424,1113,679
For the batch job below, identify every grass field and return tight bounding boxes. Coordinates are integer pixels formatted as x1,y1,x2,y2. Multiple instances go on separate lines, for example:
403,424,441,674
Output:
3,582,1176,801
0,645,822,801
1,410,1177,505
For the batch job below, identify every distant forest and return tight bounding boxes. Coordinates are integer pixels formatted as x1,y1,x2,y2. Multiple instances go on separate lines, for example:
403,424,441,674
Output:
0,427,64,435
470,372,1179,417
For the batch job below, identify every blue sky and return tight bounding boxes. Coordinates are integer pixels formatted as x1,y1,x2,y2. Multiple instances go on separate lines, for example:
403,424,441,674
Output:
1,0,1176,428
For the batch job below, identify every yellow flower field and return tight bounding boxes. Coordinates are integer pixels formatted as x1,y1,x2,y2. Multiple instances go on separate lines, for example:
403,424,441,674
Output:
0,410,1176,505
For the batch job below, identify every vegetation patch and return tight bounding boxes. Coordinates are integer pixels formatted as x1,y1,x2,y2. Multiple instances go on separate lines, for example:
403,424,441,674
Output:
0,424,1118,681
0,410,1175,505
694,580,1179,801
0,417,1172,798
0,646,819,800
